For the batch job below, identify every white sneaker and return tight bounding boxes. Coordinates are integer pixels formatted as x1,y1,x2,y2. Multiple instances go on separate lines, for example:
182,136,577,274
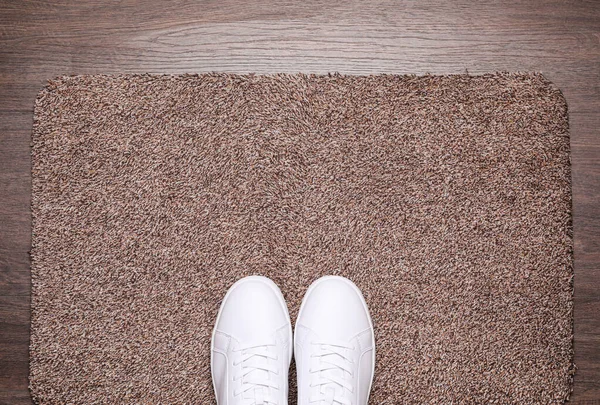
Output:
211,276,293,405
294,276,375,405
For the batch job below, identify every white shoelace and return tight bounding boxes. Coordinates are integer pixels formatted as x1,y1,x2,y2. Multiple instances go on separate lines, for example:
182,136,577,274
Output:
309,340,355,405
233,342,280,405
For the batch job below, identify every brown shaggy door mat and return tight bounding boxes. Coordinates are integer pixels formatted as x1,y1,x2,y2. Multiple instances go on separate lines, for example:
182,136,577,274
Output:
31,73,574,404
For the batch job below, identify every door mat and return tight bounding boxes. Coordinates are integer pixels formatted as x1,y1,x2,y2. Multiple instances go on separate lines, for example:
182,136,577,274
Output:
30,73,574,404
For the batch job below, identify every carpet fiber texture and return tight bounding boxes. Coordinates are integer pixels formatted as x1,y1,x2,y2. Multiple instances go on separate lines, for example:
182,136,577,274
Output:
31,73,574,404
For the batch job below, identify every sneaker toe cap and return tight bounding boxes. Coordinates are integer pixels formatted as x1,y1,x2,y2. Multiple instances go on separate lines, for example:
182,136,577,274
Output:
297,276,372,341
216,276,289,342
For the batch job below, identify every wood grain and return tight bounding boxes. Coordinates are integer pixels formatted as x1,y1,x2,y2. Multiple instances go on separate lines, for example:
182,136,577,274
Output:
1,0,599,403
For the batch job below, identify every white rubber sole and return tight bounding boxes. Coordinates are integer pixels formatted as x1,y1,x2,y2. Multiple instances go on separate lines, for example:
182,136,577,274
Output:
294,275,376,404
210,275,293,403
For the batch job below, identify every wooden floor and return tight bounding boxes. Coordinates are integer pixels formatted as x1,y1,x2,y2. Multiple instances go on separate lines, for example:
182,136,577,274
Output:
1,1,599,403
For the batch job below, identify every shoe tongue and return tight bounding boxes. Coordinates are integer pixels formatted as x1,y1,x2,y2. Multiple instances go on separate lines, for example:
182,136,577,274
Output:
242,347,271,404
250,387,265,404
243,377,268,404
318,348,349,401
323,386,336,405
